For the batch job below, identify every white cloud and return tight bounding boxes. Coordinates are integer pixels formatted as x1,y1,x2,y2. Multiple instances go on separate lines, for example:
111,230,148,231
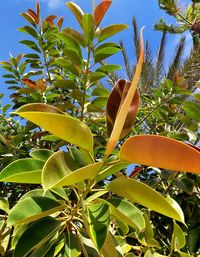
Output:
40,0,65,10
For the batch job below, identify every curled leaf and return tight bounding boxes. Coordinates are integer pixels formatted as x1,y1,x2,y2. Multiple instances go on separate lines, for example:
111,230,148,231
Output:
45,15,57,26
106,79,140,139
105,28,144,156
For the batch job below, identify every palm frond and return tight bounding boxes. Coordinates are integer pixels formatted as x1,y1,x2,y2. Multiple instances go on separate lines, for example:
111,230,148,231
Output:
132,17,140,61
167,36,186,80
120,40,133,81
154,30,167,86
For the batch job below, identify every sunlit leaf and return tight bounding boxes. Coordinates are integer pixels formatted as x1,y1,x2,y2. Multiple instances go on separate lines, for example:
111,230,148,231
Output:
15,103,65,114
98,24,128,42
101,232,122,257
171,221,186,251
107,177,185,223
8,196,64,226
94,0,112,27
42,151,102,190
29,149,54,162
120,135,200,174
66,2,84,27
87,202,110,250
94,46,121,63
0,158,44,184
0,198,9,214
16,112,93,151
82,14,95,46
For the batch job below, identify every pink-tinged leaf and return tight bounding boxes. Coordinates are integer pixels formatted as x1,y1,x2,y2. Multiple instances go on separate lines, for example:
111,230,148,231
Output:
94,0,112,27
120,135,200,174
45,15,57,26
106,79,140,139
105,29,144,156
27,9,39,24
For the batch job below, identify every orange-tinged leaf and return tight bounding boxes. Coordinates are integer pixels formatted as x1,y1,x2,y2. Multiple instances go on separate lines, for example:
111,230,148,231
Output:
106,79,140,139
36,2,40,23
57,16,64,29
105,29,144,156
45,15,57,26
36,79,46,93
27,9,39,24
94,0,112,27
22,78,38,90
21,12,37,27
120,135,200,174
16,54,23,65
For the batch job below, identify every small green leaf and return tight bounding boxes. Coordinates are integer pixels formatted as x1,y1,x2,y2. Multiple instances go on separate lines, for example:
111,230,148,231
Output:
0,198,9,214
54,79,77,89
98,24,128,42
8,196,64,226
96,64,121,73
87,202,110,250
107,177,185,223
183,101,200,122
63,47,83,65
29,149,54,162
18,26,38,38
0,159,44,184
94,47,121,63
19,40,41,53
82,14,95,46
171,221,186,251
14,217,61,257
88,72,106,83
107,198,145,231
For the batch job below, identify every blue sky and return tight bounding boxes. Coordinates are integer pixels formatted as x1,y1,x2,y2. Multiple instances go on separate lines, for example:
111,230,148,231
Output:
0,0,192,105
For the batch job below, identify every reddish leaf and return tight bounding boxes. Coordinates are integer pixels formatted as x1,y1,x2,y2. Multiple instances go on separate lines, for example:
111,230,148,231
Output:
45,15,57,26
21,12,37,27
36,79,46,93
36,2,40,23
106,79,140,139
105,29,144,156
94,0,112,27
27,9,39,24
120,135,200,174
22,78,37,90
16,54,23,65
57,16,64,29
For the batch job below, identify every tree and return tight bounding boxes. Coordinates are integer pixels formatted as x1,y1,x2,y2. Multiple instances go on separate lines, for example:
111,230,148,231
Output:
0,1,200,256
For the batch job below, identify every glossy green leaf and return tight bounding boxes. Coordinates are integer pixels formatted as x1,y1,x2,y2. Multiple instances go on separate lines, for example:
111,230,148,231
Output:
8,196,64,226
82,14,95,46
88,72,106,83
87,202,110,250
42,151,102,190
96,162,128,183
19,40,41,53
98,24,128,42
55,58,80,76
14,217,61,257
107,177,184,223
101,232,121,257
66,2,84,27
65,232,82,257
107,198,145,231
16,112,93,151
0,158,44,184
20,189,56,201
171,221,186,251
29,149,54,162
18,26,38,38
63,27,85,47
94,46,121,63
54,79,77,89
183,101,200,122
0,198,9,214
63,47,83,65
96,64,121,73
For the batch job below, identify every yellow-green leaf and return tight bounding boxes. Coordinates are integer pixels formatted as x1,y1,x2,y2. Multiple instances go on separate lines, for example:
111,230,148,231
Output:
98,24,128,42
107,177,184,223
16,112,93,151
120,135,200,174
